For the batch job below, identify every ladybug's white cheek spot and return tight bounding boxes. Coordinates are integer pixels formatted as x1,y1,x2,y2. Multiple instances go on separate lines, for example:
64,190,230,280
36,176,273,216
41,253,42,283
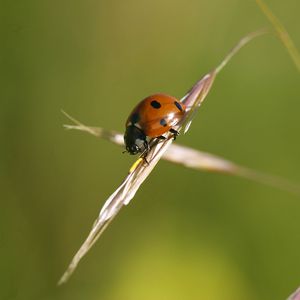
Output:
127,122,142,130
135,138,146,150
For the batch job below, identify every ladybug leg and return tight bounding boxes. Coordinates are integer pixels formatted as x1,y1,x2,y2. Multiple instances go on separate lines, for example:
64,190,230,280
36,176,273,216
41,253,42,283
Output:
144,140,150,152
157,135,166,140
139,140,150,165
169,128,179,140
142,156,149,165
139,150,149,164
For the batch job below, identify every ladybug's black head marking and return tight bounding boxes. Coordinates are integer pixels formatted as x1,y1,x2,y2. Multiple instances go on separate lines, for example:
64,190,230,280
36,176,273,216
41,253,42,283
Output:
124,125,147,155
130,112,140,124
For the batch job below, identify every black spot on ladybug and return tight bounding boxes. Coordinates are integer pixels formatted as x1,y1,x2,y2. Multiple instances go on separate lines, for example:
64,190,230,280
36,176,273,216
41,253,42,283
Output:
150,100,161,109
174,101,183,112
160,118,168,127
131,112,140,124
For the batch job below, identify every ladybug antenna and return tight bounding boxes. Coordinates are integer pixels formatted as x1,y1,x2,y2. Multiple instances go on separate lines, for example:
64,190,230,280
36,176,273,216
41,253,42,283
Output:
122,150,128,154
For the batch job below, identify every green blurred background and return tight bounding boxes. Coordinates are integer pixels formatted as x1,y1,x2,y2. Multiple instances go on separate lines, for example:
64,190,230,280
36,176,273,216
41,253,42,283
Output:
1,0,300,299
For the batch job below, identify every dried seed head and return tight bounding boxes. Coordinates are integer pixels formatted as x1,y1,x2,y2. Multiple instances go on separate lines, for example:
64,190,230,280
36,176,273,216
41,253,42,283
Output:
59,30,267,285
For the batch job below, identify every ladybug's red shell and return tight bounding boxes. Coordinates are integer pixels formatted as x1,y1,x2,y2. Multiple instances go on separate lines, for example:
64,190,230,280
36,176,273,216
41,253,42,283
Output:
126,94,186,137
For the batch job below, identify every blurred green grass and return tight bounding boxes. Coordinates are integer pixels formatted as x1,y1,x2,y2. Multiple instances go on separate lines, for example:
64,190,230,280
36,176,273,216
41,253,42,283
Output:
1,0,300,299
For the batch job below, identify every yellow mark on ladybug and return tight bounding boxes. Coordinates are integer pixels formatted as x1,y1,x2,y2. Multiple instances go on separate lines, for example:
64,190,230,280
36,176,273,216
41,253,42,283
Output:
129,158,143,173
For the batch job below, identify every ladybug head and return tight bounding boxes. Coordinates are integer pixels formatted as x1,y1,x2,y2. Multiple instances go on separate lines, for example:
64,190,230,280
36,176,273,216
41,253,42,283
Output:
124,125,147,155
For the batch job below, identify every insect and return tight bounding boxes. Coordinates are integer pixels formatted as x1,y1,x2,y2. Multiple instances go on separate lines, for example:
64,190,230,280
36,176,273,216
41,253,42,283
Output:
124,93,186,155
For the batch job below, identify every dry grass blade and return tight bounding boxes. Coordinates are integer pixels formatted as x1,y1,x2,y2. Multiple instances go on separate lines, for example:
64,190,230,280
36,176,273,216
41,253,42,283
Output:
62,110,124,145
287,287,300,300
58,30,265,284
58,132,174,285
181,29,267,133
214,28,268,74
256,0,300,72
164,144,300,195
63,119,300,195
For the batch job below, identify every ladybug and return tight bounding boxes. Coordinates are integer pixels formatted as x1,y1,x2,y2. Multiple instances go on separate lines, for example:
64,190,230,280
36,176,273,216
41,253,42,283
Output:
124,93,186,155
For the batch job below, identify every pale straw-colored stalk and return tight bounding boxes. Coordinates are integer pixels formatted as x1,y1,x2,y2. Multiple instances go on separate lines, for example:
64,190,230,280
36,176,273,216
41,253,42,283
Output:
287,287,300,300
63,113,300,195
58,30,268,285
256,0,300,72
